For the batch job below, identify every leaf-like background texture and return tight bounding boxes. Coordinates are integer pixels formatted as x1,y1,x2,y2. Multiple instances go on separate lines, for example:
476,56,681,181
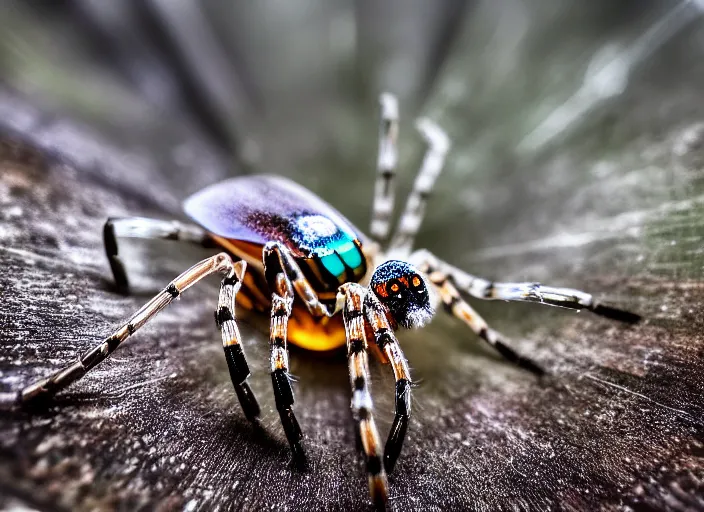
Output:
1,1,703,510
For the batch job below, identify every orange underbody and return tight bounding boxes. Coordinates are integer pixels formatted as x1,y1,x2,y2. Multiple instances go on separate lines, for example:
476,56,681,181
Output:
287,306,347,351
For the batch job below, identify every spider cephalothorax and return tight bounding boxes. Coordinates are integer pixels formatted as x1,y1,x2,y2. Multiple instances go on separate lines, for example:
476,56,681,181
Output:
370,260,435,329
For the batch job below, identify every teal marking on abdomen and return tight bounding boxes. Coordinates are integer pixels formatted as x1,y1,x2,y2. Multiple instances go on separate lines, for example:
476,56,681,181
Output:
339,245,362,269
320,253,346,277
290,213,365,278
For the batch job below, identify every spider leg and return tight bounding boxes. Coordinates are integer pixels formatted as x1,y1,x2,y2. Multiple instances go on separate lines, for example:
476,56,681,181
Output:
216,263,261,421
104,216,214,293
264,242,334,318
339,283,388,510
387,119,450,259
262,242,306,466
370,93,400,245
412,249,641,324
427,267,546,376
364,293,412,474
16,254,261,419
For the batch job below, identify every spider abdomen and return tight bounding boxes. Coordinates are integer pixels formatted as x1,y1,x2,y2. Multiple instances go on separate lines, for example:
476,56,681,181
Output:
183,175,370,351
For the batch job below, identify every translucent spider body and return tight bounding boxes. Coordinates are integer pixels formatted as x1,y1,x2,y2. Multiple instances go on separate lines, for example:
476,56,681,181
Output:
14,93,640,509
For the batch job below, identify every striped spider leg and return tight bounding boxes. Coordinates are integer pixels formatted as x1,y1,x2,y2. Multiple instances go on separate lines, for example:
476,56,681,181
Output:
261,241,336,467
14,253,261,420
364,292,412,474
387,115,450,259
338,283,388,510
413,249,641,324
104,216,215,293
410,249,640,375
369,93,400,245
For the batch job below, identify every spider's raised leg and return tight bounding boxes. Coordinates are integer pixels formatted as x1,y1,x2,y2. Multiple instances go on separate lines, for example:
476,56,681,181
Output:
16,254,261,419
370,93,400,245
104,216,214,293
387,119,450,258
413,249,641,324
338,283,388,510
262,242,307,466
364,293,412,474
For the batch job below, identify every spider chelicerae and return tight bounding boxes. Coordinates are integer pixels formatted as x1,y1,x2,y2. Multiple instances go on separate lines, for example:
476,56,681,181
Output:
12,93,640,509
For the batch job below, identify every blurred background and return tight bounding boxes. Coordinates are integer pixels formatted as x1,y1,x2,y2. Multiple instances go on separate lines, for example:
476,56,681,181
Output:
1,1,704,510
3,1,704,285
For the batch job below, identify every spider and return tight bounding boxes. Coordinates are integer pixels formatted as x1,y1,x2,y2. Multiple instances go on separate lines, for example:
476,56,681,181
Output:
13,93,640,509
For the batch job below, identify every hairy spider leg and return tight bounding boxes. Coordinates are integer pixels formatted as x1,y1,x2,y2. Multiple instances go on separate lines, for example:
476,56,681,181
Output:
423,262,546,376
339,283,388,510
104,216,214,293
263,242,306,467
369,93,400,245
364,292,412,474
216,265,261,420
264,242,335,319
16,255,261,419
387,119,450,259
413,250,641,324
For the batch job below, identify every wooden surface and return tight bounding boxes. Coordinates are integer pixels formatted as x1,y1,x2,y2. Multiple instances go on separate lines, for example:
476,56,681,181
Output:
1,2,704,511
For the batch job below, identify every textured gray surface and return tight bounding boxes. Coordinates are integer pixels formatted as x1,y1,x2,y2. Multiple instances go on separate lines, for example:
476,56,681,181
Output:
1,2,704,511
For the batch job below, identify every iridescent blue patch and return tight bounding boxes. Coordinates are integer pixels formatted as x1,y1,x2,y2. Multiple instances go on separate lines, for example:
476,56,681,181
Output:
319,253,346,278
290,214,364,278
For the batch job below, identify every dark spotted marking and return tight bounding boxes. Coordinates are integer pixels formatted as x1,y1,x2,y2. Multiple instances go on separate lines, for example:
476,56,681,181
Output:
442,292,461,312
353,376,365,390
348,338,365,354
106,335,122,352
357,406,371,421
214,306,234,328
345,309,364,320
367,455,383,476
374,330,393,349
273,308,289,317
166,284,180,298
222,274,240,287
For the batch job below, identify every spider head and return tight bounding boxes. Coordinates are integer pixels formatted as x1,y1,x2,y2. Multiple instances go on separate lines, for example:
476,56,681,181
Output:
370,260,435,329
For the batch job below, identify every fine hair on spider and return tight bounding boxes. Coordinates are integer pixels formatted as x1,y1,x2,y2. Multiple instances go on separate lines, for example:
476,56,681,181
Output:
9,92,641,510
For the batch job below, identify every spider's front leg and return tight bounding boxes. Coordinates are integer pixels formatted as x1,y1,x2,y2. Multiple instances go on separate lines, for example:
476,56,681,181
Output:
425,265,546,376
364,293,412,474
13,254,261,419
412,249,640,375
338,283,388,510
413,249,641,324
